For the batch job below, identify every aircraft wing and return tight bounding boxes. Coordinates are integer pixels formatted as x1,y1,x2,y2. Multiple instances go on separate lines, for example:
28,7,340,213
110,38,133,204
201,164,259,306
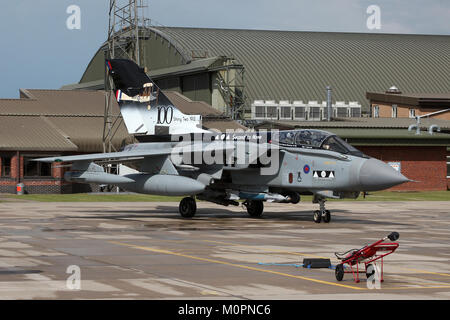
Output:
35,141,235,164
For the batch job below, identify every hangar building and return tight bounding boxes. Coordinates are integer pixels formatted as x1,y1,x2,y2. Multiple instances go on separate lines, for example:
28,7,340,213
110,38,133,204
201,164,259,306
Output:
66,27,450,118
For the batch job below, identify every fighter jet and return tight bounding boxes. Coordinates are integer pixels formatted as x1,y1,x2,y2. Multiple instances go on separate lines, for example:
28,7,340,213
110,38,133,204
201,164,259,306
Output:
36,59,410,223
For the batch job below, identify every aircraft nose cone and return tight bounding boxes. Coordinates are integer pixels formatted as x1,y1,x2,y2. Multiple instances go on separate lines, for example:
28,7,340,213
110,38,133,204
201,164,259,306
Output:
359,159,410,191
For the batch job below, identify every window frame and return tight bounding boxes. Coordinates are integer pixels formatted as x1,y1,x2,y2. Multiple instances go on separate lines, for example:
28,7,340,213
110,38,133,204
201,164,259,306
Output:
23,156,53,179
373,105,379,118
1,156,12,177
392,104,398,118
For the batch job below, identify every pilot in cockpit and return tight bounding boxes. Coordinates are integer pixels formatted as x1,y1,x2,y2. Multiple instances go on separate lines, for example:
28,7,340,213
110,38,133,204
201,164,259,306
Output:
280,131,295,144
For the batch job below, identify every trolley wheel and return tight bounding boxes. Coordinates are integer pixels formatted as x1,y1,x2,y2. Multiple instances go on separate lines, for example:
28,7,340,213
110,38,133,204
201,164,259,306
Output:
179,197,197,218
246,200,264,217
335,264,344,281
313,210,321,223
322,210,331,223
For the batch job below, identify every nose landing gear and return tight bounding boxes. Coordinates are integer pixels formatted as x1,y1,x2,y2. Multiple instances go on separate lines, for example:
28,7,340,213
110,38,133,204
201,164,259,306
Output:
313,197,331,223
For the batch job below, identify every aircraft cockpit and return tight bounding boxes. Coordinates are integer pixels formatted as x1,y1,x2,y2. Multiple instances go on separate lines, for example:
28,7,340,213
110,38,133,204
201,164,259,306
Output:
273,130,367,157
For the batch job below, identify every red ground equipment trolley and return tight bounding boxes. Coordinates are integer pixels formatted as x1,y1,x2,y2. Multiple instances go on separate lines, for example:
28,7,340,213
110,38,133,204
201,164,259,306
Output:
334,232,399,283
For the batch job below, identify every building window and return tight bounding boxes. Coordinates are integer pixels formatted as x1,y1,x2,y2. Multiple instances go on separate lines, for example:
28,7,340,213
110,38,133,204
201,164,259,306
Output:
266,106,278,119
392,104,398,118
1,156,12,177
351,108,361,117
294,106,305,119
254,106,265,118
24,157,52,177
337,107,348,117
409,109,416,118
280,107,291,119
310,107,320,119
373,105,379,118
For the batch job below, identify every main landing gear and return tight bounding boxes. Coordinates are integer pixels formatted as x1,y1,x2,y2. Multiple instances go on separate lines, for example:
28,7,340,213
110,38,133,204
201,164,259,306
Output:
313,197,331,223
179,197,197,218
243,200,264,217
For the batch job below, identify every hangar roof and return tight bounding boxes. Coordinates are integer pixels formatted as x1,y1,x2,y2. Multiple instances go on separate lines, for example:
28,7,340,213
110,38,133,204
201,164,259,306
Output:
79,27,450,113
270,117,450,130
0,115,78,152
0,90,245,152
366,92,450,108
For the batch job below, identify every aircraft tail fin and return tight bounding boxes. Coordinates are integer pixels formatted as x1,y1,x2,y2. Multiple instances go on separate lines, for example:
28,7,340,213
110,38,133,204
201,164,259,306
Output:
106,59,206,136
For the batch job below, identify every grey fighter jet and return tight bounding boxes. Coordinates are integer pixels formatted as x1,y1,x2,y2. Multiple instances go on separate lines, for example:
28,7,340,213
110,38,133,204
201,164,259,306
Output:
36,59,410,223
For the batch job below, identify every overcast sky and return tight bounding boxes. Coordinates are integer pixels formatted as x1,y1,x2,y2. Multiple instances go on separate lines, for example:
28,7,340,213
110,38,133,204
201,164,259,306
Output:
1,0,449,98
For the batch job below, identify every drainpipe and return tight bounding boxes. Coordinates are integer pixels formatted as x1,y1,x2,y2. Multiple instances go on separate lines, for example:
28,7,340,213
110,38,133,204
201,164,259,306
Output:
16,151,20,184
326,86,332,121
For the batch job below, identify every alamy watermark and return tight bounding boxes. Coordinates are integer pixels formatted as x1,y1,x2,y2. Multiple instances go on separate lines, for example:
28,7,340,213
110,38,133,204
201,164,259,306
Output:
366,5,381,30
170,129,280,176
66,5,81,30
366,264,382,289
66,265,81,290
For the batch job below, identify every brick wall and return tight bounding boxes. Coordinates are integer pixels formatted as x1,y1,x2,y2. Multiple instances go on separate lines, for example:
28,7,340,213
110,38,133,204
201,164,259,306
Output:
372,102,450,120
358,145,447,191
0,152,101,194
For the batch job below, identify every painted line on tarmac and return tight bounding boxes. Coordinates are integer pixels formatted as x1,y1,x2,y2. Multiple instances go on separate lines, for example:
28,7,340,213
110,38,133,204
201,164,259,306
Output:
382,284,450,290
397,267,450,278
109,241,364,291
201,239,331,260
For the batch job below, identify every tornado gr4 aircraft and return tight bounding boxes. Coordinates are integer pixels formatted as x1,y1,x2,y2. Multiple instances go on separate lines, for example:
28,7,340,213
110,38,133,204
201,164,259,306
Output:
36,59,410,223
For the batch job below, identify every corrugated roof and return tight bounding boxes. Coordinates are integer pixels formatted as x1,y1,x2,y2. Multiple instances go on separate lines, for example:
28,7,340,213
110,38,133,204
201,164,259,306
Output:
266,117,450,130
165,91,223,116
0,115,78,151
202,120,247,132
44,116,132,153
0,89,246,152
154,28,450,113
150,56,225,78
366,92,450,107
78,27,450,113
19,89,121,116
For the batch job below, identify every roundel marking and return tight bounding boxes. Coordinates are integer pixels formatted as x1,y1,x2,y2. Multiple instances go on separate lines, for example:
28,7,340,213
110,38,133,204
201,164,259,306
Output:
303,165,310,174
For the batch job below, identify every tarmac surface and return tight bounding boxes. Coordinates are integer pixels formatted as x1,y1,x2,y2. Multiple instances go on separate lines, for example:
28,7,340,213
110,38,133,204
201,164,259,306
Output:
0,200,449,299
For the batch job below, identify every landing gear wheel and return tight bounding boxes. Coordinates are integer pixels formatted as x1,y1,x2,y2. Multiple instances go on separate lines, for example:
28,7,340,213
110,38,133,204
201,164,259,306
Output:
179,197,197,218
283,191,300,204
335,264,344,281
245,200,264,217
322,210,331,223
289,192,301,204
313,210,322,223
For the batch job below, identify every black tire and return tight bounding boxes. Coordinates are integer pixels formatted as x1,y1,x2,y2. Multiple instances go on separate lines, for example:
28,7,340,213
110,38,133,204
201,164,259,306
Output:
322,210,331,223
246,200,264,217
335,264,344,281
289,192,301,204
179,197,196,218
313,210,321,223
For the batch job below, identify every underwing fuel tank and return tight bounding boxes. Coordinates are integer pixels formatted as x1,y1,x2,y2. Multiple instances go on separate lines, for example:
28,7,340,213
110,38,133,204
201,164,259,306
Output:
64,171,135,184
122,174,206,196
228,191,290,203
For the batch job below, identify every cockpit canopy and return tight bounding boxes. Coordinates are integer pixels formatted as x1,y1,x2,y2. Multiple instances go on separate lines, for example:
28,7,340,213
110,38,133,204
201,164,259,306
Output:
272,129,366,157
